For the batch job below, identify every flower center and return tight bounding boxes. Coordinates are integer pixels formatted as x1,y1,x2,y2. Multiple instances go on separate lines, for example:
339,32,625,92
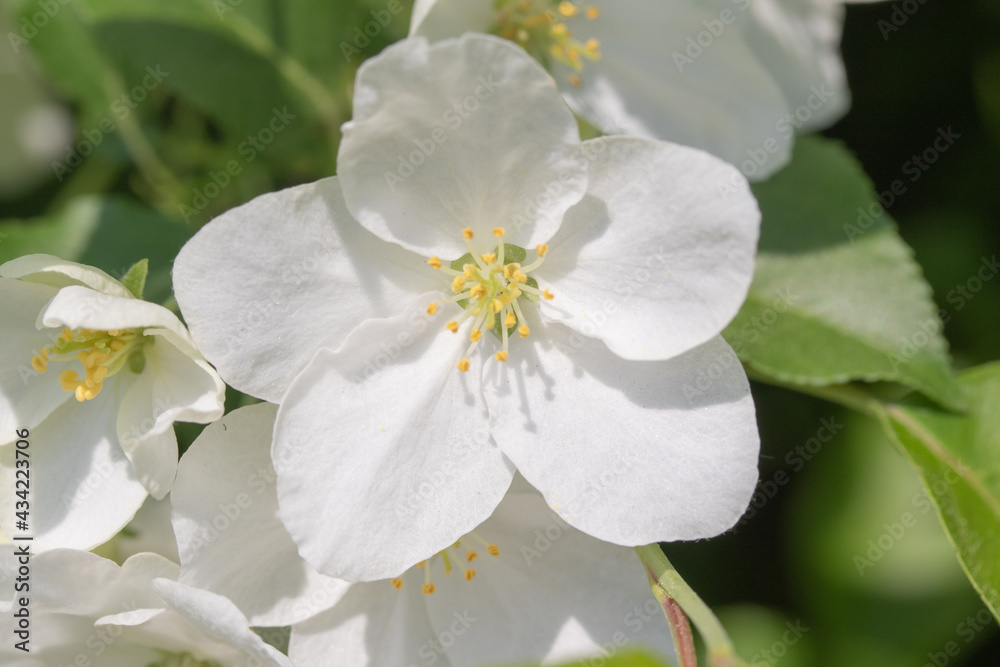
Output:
492,0,602,87
30,327,150,402
390,533,500,595
427,227,553,372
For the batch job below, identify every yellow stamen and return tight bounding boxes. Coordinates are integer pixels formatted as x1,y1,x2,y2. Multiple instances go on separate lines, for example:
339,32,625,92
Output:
422,583,436,595
457,358,471,372
586,7,600,19
518,325,531,338
493,300,504,314
558,1,577,17
427,303,438,315
481,253,497,264
495,351,508,362
466,551,479,562
470,329,482,342
492,227,505,237
462,227,474,240
428,256,443,269
446,321,460,333
452,277,467,293
543,289,554,300
470,284,488,300
504,312,517,328
390,578,403,590
536,244,549,257
487,545,500,557
464,569,477,581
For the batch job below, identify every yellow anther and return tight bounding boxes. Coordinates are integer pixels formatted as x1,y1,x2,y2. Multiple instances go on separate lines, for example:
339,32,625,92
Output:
481,253,497,264
416,561,426,568
422,583,436,595
470,284,487,300
31,354,48,374
492,227,505,237
536,244,549,257
551,22,569,35
457,358,471,373
503,263,519,279
518,326,531,338
390,578,403,590
428,256,443,269
108,329,121,337
568,48,580,63
470,329,482,342
585,38,600,53
464,569,477,581
75,385,87,402
543,289,554,300
110,340,126,352
452,277,467,293
466,551,479,562
504,312,517,328
513,270,528,284
59,328,74,342
463,264,477,281
91,366,108,383
462,228,474,240
59,369,78,388
586,6,600,19
427,303,438,315
446,321,460,333
558,1,577,17
493,300,504,314
495,351,508,362
487,544,500,557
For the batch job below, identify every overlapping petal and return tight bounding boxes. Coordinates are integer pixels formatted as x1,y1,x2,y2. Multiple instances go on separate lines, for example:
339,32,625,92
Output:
172,403,349,627
539,137,759,361
274,296,514,582
173,176,434,403
339,34,587,257
484,318,759,546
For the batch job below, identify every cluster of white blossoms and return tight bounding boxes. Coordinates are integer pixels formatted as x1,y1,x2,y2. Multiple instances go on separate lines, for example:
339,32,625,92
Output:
0,1,875,663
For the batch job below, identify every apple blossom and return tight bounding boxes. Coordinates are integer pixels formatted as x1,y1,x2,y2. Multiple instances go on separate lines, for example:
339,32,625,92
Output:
173,34,760,583
0,255,225,551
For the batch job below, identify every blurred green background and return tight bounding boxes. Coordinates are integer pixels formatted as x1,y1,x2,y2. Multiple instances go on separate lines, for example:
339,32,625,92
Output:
1,0,998,665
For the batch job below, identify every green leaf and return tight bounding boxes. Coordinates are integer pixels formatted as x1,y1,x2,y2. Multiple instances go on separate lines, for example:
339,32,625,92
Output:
724,136,966,411
880,363,1000,621
0,197,192,305
121,259,149,299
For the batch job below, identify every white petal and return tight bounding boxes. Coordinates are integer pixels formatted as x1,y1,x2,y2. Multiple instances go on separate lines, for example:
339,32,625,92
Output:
339,34,587,257
173,176,434,403
555,0,793,180
485,321,759,545
39,285,194,344
735,0,850,132
152,579,295,667
424,486,674,667
409,0,492,39
274,295,514,582
290,582,445,667
115,330,226,498
0,385,148,551
0,278,69,436
172,403,349,626
0,254,132,297
539,137,759,361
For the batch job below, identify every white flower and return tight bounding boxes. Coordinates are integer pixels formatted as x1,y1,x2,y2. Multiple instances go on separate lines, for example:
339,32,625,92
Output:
0,255,225,551
410,0,858,179
170,404,676,667
173,34,760,583
0,547,293,667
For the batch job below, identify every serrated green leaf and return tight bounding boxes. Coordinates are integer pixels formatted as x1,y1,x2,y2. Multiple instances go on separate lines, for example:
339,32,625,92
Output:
724,136,965,411
121,258,149,299
880,363,1000,622
0,197,192,304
